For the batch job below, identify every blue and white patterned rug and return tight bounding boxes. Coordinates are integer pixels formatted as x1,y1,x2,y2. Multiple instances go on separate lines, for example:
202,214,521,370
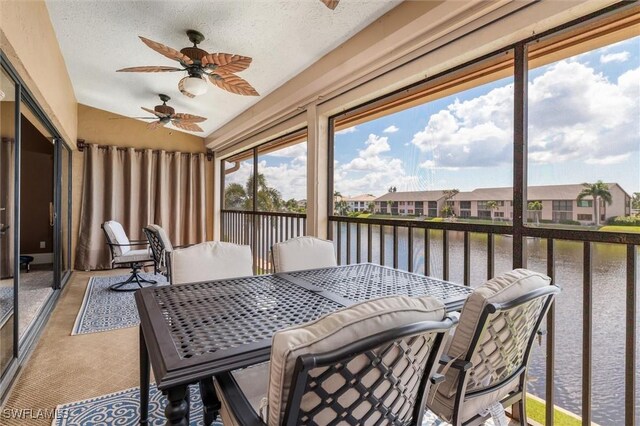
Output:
51,383,450,425
52,383,222,426
72,273,167,335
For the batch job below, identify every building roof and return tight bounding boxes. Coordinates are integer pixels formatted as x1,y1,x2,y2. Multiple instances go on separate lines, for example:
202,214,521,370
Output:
344,194,377,202
375,190,446,202
374,183,628,203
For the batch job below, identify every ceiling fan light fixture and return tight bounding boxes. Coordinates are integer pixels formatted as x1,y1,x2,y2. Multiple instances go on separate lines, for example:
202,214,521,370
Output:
182,76,208,96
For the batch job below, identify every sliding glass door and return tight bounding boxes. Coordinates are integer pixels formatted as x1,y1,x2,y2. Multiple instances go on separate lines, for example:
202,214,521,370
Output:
0,54,72,396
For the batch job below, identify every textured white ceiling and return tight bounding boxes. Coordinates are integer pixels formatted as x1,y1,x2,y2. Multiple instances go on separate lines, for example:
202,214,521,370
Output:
46,0,402,136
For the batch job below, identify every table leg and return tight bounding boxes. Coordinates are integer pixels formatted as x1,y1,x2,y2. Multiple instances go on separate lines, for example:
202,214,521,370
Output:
198,378,221,425
140,327,150,425
164,385,189,426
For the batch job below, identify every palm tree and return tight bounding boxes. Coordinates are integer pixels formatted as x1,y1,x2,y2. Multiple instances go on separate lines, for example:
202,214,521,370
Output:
527,200,543,226
577,181,612,226
632,192,640,210
333,191,350,216
224,183,248,210
486,200,499,223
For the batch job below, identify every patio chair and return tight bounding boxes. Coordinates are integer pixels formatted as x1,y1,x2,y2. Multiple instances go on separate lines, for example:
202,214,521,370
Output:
426,269,560,426
168,240,253,285
168,240,253,424
142,224,192,282
213,295,456,426
271,236,337,273
101,220,156,292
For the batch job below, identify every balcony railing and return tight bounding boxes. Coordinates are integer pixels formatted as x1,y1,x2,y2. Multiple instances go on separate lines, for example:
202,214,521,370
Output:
221,209,307,274
329,214,639,425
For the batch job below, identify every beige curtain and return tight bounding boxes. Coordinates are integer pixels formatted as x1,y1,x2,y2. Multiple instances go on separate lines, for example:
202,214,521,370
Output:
0,138,14,277
75,144,206,270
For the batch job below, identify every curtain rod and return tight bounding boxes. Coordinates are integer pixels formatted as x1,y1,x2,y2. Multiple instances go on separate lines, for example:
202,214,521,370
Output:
76,139,213,161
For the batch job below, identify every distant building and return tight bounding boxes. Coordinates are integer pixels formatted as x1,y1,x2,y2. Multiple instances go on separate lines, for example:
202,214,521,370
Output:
343,194,376,212
373,183,632,224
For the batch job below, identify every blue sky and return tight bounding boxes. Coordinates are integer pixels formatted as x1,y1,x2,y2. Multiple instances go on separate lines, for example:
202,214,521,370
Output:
229,36,639,200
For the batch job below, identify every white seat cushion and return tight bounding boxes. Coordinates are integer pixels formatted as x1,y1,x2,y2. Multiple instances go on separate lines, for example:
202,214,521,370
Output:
103,220,131,256
214,363,270,426
428,268,551,423
267,295,446,425
113,248,152,264
272,236,337,273
170,241,253,285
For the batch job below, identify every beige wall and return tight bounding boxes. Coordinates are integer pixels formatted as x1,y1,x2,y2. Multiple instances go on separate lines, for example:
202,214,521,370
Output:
0,0,77,144
72,104,214,268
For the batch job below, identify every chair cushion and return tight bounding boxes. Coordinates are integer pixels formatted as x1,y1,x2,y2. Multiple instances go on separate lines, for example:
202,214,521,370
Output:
113,249,152,264
148,224,173,251
267,295,446,425
272,236,337,273
103,220,130,256
214,363,270,426
170,241,253,285
428,268,551,423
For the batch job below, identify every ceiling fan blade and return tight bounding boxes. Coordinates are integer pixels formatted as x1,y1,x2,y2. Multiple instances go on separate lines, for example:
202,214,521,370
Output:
172,120,203,132
178,77,196,98
141,107,168,118
116,65,184,73
209,74,259,96
320,0,340,10
138,36,194,65
201,53,252,73
173,113,207,123
147,120,165,130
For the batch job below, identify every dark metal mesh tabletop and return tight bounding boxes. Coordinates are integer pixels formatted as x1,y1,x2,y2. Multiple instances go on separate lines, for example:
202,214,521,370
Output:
287,264,471,303
151,274,343,359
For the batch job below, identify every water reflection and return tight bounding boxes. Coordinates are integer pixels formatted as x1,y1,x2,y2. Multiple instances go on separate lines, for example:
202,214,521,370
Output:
333,222,639,425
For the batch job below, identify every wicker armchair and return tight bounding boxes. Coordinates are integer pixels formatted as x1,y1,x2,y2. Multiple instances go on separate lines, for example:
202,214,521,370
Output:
271,236,337,273
102,220,156,292
427,269,560,426
213,295,456,426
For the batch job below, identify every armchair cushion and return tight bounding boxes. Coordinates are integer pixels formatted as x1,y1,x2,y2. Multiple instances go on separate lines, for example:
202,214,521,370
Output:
103,220,131,256
267,295,446,425
272,236,336,273
170,241,253,285
428,268,551,423
214,363,270,426
113,249,152,265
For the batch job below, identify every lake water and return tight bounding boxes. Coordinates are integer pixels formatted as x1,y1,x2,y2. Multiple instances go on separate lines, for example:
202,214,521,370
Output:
333,223,640,425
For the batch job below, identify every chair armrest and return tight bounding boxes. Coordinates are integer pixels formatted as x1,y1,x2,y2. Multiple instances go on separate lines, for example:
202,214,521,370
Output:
439,354,473,372
173,244,194,249
214,372,266,426
105,241,149,247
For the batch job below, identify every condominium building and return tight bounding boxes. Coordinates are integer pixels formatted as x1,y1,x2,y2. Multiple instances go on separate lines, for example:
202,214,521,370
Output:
343,194,376,212
374,183,632,224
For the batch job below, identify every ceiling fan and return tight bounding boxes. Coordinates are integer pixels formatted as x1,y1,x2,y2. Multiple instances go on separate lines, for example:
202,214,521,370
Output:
126,94,207,132
117,30,258,98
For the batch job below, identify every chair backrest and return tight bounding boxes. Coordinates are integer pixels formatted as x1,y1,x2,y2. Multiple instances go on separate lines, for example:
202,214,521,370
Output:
102,220,130,257
266,295,453,425
143,224,173,266
272,236,337,273
169,241,253,285
428,269,559,423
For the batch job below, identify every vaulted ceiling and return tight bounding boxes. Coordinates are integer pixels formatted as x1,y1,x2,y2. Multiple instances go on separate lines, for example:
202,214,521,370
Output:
46,0,402,136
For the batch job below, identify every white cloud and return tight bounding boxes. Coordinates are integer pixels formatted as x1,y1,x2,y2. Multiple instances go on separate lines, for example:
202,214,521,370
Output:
600,51,630,63
335,133,422,195
262,143,306,159
409,58,639,169
336,126,357,135
585,154,630,165
383,125,399,133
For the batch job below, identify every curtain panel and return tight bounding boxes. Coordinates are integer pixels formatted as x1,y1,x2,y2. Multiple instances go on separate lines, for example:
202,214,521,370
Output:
0,138,14,277
75,143,206,270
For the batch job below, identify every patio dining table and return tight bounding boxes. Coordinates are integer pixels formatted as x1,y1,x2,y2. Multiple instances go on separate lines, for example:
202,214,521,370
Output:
135,263,473,425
